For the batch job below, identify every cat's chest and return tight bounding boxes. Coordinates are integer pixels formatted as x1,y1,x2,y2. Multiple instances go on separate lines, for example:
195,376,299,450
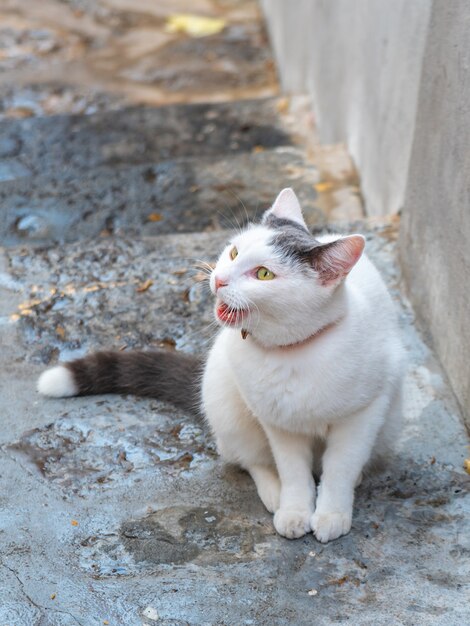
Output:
228,338,347,430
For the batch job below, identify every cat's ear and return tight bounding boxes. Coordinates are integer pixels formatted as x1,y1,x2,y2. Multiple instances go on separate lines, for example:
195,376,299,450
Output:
311,235,365,285
264,188,307,228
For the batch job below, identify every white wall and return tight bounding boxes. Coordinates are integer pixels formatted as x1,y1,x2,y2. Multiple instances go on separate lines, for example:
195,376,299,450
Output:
400,0,470,419
261,0,431,216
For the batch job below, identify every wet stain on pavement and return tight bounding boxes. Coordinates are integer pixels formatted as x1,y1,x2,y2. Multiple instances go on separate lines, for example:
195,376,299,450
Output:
6,407,216,495
80,505,275,577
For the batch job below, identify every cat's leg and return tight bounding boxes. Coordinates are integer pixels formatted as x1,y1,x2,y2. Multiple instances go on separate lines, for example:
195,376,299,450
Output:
311,395,388,543
372,382,403,461
203,363,280,513
249,464,281,514
211,408,281,513
262,424,315,539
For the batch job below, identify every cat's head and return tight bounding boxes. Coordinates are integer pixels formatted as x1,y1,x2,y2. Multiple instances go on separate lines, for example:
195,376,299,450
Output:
210,188,365,347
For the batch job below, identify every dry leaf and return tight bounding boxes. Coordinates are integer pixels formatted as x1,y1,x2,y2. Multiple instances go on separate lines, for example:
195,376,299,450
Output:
464,459,470,474
328,576,349,586
165,14,226,38
136,279,154,293
169,424,183,437
147,213,162,222
252,145,265,154
158,338,176,351
71,519,79,527
314,181,335,193
5,107,35,119
19,299,41,310
276,97,290,114
50,593,56,600
55,325,66,339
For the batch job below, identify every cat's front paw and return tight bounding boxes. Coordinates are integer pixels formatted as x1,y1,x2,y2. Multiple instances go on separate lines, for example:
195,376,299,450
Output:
274,508,311,539
310,510,352,543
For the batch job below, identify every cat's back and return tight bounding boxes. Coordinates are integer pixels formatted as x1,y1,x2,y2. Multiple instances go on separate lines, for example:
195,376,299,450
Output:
345,252,400,341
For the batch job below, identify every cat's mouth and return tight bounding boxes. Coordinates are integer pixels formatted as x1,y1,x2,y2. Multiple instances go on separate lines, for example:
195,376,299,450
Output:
216,301,250,326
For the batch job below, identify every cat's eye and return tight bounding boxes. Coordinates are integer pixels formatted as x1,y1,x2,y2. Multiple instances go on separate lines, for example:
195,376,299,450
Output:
256,267,275,280
230,246,238,260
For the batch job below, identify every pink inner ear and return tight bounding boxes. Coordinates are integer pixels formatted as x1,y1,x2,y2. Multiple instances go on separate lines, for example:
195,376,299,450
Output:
313,235,365,284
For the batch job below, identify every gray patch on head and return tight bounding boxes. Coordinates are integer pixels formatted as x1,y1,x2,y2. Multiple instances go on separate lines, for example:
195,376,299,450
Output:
262,213,309,233
267,218,323,267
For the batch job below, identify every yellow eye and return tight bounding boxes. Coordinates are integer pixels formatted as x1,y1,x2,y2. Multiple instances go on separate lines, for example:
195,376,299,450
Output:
256,267,275,280
230,246,238,260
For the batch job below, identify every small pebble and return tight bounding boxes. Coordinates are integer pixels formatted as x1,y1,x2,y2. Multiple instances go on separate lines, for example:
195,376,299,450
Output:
142,606,159,621
308,589,318,596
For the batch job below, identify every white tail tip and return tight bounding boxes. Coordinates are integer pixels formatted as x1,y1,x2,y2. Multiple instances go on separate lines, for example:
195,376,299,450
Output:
37,365,78,398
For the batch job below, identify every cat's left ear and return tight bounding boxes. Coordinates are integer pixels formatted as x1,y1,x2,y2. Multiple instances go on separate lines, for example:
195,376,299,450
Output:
263,188,308,228
311,235,365,285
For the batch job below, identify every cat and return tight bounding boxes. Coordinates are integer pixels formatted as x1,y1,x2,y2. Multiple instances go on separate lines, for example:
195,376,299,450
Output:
38,188,404,543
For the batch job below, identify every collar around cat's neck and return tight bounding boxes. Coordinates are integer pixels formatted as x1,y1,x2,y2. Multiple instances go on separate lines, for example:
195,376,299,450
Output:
241,317,343,350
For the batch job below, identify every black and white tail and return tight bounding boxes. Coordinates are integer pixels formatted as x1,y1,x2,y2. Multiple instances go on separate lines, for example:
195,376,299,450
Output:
37,350,203,416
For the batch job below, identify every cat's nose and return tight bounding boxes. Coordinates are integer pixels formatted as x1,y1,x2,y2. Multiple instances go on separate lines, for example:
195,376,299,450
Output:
215,276,228,292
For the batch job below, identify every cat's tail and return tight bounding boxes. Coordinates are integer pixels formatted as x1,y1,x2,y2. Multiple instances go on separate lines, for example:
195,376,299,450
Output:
37,350,203,417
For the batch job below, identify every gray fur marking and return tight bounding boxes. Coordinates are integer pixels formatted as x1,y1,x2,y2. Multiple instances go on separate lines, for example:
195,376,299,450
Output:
266,216,323,266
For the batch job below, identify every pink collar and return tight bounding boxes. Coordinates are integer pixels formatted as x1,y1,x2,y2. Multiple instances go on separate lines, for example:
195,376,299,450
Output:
241,318,342,350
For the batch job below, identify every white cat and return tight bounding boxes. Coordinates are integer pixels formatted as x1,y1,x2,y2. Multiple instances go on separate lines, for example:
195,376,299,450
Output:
38,188,404,543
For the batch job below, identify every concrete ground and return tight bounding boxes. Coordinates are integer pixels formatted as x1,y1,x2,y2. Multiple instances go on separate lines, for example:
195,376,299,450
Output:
1,222,469,626
0,1,469,625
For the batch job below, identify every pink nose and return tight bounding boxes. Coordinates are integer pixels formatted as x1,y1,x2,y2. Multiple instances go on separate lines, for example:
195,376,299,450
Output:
215,276,228,292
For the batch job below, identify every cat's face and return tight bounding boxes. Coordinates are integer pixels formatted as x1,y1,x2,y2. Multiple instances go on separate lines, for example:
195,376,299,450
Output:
210,189,364,346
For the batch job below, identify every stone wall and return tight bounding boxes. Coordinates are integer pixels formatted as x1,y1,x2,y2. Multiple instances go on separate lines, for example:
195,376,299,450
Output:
260,0,431,217
400,1,470,420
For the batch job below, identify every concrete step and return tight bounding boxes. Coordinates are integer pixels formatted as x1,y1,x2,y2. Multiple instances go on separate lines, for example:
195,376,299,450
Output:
0,218,468,624
0,147,325,247
0,97,292,183
0,0,277,117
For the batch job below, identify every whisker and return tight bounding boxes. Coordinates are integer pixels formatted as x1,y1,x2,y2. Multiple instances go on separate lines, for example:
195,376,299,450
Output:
226,189,251,229
176,318,219,351
217,207,241,234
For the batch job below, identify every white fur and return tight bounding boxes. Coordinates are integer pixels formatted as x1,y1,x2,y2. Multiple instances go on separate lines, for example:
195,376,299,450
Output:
203,189,404,542
37,365,78,397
